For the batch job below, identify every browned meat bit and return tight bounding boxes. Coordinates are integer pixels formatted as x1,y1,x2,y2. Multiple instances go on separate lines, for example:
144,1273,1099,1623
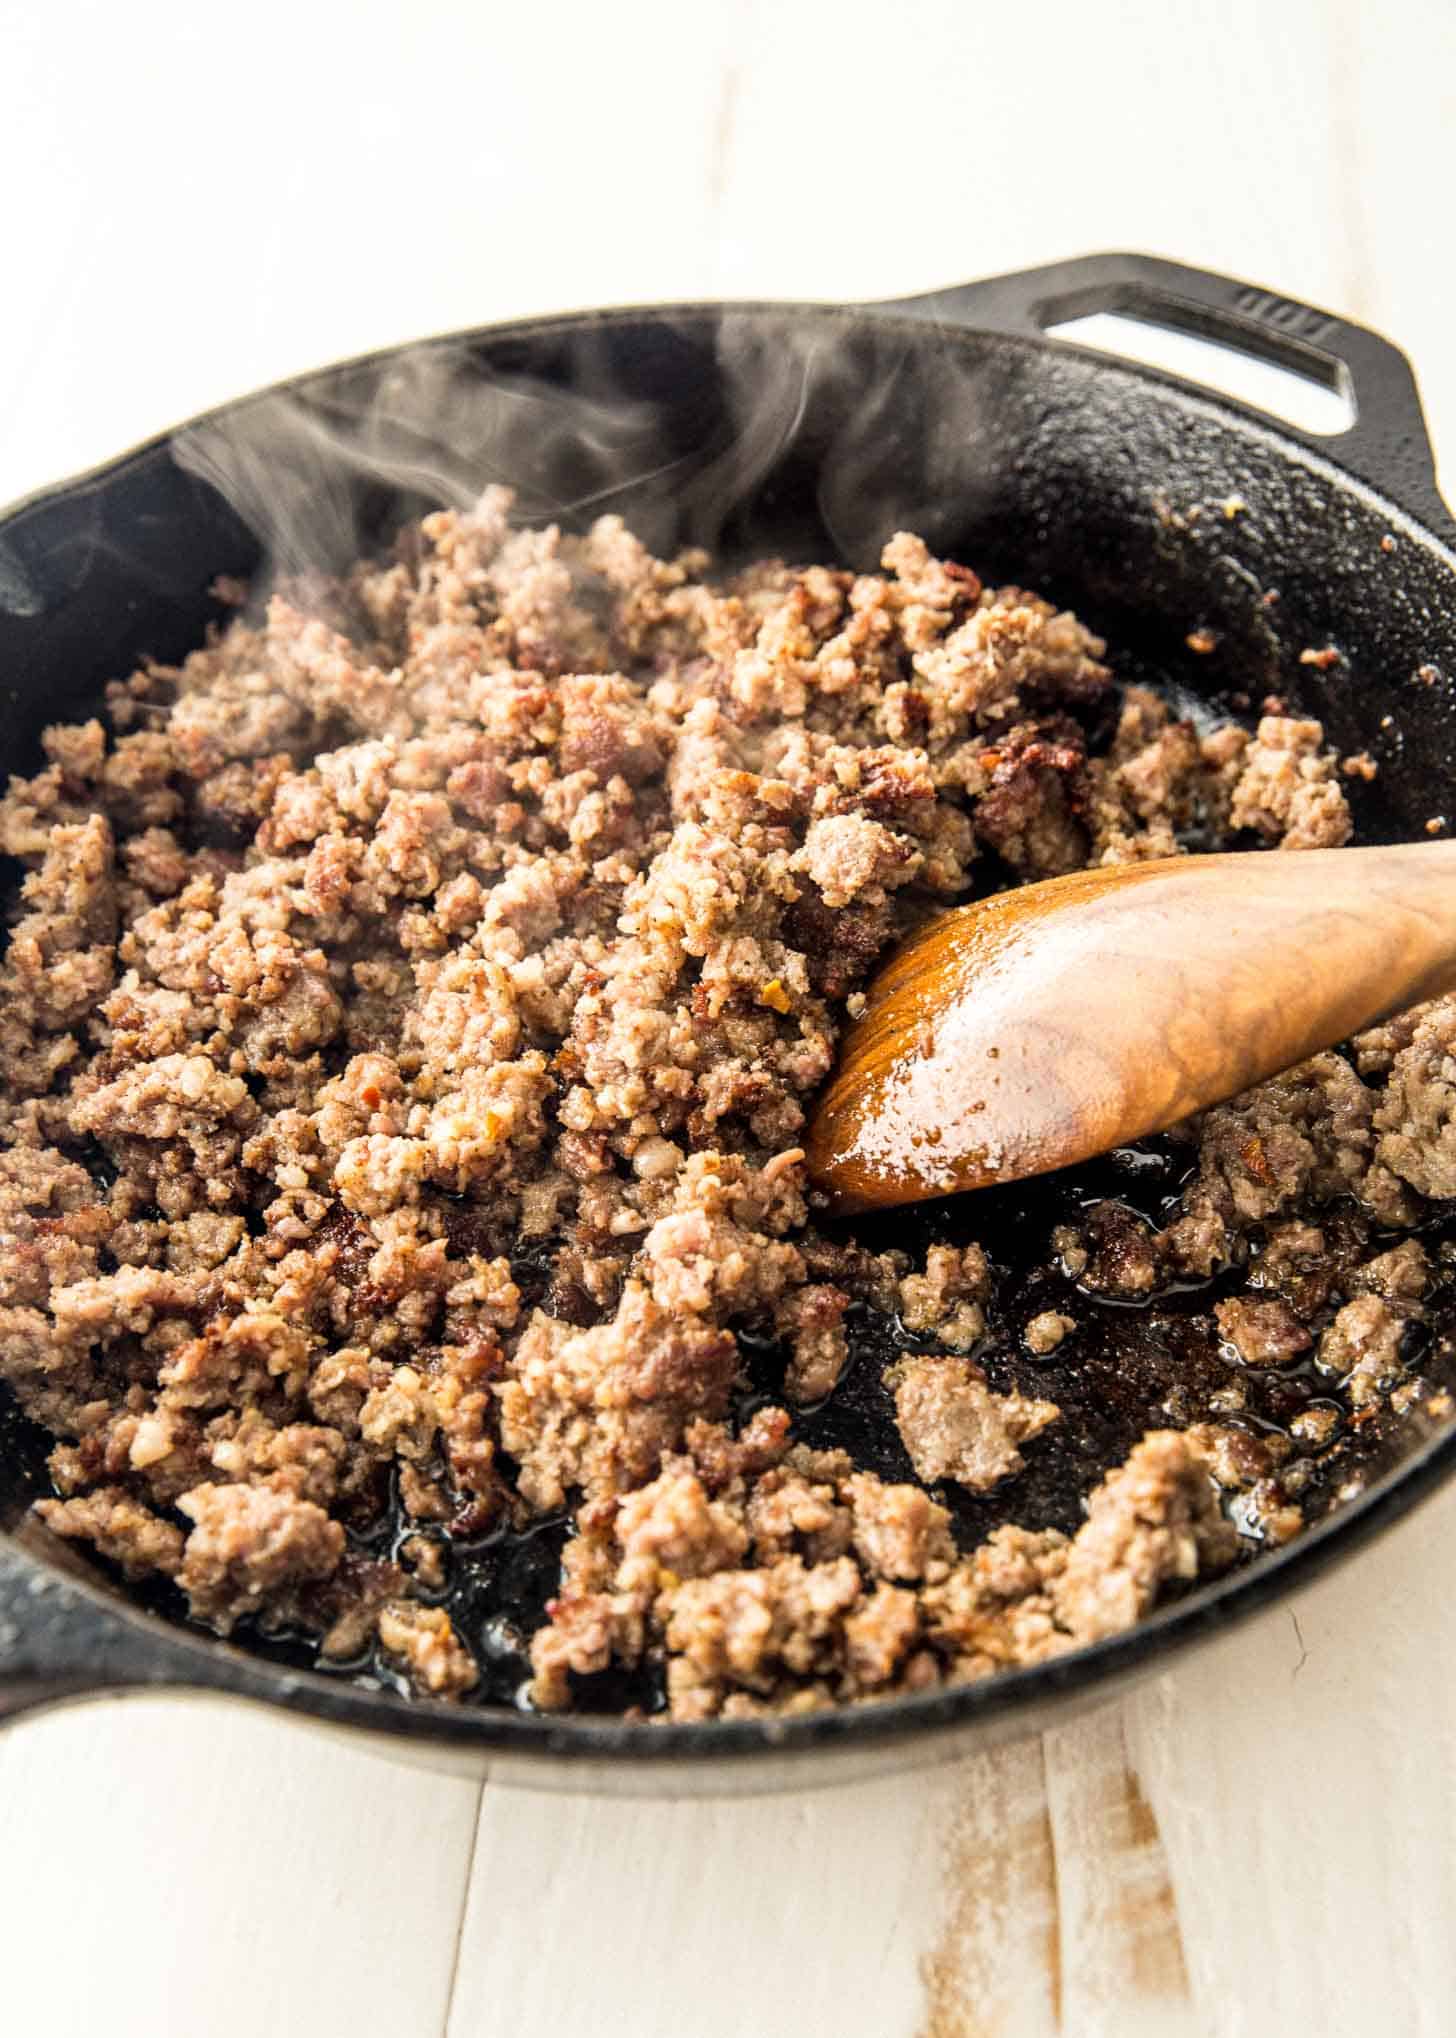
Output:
1373,997,1456,1198
778,1282,850,1402
922,1437,1238,1675
317,1556,407,1660
1227,715,1352,850
1073,1201,1161,1298
896,1243,990,1351
1085,685,1242,864
970,718,1089,877
1184,1422,1289,1492
843,1584,926,1689
891,1354,1059,1491
921,1526,1071,1677
681,1406,792,1493
1024,1310,1075,1356
377,1600,479,1698
906,583,1108,733
526,1588,632,1714
745,1458,850,1566
792,813,921,909
1352,1004,1427,1078
176,1479,345,1630
1162,1049,1400,1275
0,814,118,1094
1351,1240,1430,1303
615,1465,749,1577
526,1445,954,1715
1053,1433,1237,1643
1248,1220,1333,1317
1289,1405,1342,1449
664,1556,866,1718
496,1285,739,1513
397,1534,448,1592
1213,1295,1312,1368
1317,1294,1412,1409
844,1472,955,1582
36,1487,185,1580
1050,1224,1090,1281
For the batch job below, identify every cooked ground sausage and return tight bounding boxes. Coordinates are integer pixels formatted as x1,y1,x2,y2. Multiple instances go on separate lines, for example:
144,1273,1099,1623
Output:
3,492,1447,1718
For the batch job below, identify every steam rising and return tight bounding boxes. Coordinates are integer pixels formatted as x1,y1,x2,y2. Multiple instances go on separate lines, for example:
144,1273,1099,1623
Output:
172,309,999,593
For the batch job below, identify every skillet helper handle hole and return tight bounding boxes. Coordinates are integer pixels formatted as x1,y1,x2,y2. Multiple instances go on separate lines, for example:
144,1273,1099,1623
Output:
1041,306,1354,438
882,253,1452,532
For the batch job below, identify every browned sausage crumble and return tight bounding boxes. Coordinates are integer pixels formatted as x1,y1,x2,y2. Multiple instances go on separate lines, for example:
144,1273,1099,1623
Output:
3,490,1454,1721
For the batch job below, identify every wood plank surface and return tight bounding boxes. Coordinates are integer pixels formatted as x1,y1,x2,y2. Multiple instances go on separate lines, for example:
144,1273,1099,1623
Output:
4,3,1456,2034
0,1700,484,2032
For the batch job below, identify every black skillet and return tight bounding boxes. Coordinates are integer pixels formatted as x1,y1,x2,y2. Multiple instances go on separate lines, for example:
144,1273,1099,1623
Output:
3,254,1456,1794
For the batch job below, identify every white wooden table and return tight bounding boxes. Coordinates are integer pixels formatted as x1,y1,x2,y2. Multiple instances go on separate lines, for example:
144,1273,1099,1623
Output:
4,4,1456,2031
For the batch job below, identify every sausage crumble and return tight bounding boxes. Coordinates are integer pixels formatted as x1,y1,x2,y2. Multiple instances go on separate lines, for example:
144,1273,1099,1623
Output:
2,490,1451,1720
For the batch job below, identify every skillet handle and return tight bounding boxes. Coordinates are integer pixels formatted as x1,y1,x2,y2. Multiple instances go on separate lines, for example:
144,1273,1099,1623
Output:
0,1535,259,1727
880,253,1454,537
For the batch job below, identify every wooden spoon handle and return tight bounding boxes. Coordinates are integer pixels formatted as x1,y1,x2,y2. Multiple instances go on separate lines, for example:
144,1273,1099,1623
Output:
808,841,1456,1213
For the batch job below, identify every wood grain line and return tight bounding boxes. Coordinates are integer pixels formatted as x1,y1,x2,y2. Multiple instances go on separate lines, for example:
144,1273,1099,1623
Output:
1111,1760,1190,2002
1042,1736,1066,2035
1041,1706,1196,2030
442,1774,489,2038
920,1736,1061,2038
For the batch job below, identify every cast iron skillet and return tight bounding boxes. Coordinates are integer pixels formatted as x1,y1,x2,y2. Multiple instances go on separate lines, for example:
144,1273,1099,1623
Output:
3,254,1456,1795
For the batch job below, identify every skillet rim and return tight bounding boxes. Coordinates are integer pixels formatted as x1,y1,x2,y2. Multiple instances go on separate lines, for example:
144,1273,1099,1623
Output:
3,290,1455,1770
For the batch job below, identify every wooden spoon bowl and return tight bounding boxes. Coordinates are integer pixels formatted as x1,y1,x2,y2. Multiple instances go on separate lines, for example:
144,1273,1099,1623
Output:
806,842,1456,1215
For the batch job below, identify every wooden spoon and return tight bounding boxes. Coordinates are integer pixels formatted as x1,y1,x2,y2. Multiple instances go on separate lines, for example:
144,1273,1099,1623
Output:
805,843,1456,1215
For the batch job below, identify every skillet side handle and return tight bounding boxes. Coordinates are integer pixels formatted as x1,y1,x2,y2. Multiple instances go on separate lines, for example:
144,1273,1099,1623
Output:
877,252,1456,540
0,1536,230,1728
0,1538,138,1725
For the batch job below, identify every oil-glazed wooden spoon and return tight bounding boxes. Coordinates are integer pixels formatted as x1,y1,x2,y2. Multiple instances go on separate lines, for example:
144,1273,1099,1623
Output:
805,843,1456,1214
